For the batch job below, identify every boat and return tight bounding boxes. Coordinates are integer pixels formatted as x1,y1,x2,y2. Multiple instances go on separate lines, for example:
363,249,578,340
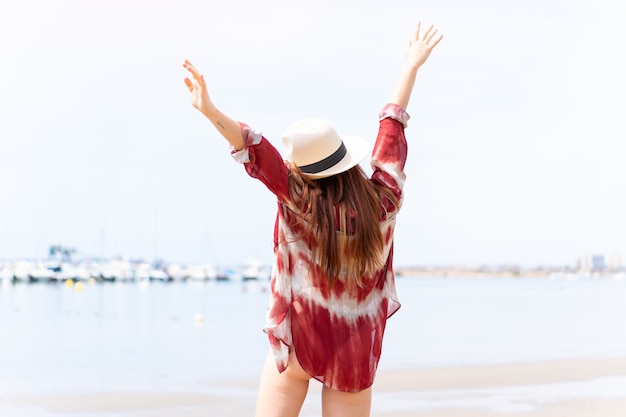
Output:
0,263,12,284
241,260,271,281
180,264,218,281
28,262,56,283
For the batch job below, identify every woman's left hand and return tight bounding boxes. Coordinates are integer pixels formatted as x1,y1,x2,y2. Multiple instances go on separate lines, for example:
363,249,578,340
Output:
183,59,213,116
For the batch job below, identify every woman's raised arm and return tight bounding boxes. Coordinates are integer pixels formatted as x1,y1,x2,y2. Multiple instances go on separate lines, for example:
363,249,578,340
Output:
390,22,443,109
183,59,245,150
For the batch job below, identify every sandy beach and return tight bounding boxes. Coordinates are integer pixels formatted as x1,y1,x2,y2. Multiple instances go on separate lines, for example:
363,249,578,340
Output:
2,357,626,416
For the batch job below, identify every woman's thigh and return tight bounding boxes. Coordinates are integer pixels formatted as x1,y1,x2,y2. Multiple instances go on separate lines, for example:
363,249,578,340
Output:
255,350,311,417
321,385,372,417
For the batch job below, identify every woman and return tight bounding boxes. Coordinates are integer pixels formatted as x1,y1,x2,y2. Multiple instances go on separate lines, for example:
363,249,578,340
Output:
183,22,442,417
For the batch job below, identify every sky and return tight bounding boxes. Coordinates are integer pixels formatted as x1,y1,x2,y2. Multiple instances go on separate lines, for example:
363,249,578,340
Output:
1,0,625,268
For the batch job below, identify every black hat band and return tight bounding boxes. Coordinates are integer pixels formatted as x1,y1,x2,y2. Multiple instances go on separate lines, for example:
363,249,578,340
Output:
298,142,347,174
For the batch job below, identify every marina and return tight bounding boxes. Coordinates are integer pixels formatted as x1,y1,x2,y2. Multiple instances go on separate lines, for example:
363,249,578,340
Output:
0,259,271,284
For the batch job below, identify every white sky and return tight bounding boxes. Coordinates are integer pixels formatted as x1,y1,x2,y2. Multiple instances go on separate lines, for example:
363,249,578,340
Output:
1,0,625,267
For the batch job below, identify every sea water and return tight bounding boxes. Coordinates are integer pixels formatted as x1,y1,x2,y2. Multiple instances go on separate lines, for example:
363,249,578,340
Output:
1,276,625,396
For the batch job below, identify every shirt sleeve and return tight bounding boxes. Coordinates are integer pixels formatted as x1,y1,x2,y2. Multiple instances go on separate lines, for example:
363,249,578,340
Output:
370,103,410,209
230,122,291,203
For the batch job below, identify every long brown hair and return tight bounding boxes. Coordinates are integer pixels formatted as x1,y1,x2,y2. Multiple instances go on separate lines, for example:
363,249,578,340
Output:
286,164,399,287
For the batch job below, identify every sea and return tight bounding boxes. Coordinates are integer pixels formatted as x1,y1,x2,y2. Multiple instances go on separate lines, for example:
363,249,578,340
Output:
1,275,626,411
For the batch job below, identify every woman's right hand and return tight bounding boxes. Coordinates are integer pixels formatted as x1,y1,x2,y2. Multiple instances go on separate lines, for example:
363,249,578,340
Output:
404,22,443,69
183,59,213,116
389,22,443,109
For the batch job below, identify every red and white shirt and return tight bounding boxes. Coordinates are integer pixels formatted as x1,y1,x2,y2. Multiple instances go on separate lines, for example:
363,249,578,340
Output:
232,103,409,392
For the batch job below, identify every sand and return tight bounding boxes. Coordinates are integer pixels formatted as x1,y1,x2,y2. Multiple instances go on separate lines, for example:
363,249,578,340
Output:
2,357,626,416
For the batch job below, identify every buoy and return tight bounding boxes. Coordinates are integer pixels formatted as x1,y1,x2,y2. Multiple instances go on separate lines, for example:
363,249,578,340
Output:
75,282,84,292
65,279,74,288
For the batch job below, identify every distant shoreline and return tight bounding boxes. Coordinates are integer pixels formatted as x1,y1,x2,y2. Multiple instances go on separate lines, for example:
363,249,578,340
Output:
395,267,626,279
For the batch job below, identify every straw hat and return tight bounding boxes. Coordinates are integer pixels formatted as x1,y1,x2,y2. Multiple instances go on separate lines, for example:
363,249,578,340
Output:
281,118,371,179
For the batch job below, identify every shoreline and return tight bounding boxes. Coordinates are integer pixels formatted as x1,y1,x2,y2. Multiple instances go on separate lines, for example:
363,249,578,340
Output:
2,357,626,416
395,268,626,279
376,356,626,391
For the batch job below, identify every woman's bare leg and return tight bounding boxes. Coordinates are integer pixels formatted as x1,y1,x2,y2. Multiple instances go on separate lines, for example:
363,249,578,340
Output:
255,350,311,417
321,385,372,417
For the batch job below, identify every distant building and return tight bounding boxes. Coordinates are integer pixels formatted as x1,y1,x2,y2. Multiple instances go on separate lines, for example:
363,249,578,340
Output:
577,254,622,272
606,254,622,270
591,255,605,270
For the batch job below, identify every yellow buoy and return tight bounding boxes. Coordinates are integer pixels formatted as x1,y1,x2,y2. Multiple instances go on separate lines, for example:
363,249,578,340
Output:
75,282,84,292
65,279,74,288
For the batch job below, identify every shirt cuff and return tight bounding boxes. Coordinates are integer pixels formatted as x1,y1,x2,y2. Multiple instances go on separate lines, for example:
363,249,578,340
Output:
230,122,263,164
379,103,410,128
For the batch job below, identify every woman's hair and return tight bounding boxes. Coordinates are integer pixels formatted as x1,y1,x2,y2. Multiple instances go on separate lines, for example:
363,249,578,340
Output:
287,164,399,287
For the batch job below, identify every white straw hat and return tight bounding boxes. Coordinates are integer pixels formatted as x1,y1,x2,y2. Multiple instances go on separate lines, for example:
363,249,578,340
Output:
281,118,371,179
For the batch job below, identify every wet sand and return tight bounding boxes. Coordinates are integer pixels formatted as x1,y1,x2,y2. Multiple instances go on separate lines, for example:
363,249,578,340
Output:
2,357,626,416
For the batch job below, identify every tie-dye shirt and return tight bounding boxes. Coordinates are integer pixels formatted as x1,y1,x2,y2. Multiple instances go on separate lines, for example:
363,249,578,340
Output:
231,103,409,392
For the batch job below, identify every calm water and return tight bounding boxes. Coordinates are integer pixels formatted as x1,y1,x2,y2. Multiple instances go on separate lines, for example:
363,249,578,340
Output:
1,276,626,395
